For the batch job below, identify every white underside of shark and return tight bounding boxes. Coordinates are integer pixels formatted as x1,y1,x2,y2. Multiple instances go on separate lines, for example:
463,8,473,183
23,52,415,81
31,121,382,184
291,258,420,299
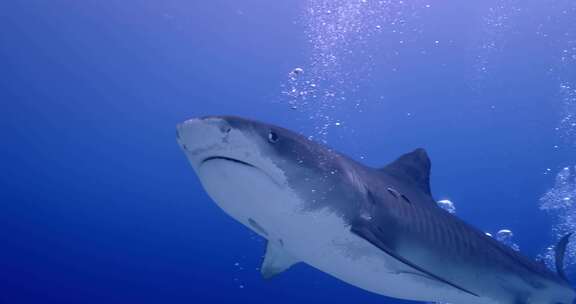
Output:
198,158,487,304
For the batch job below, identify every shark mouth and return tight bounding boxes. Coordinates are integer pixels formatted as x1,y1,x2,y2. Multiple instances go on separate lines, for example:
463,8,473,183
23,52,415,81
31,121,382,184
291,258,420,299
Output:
201,156,256,168
200,155,284,187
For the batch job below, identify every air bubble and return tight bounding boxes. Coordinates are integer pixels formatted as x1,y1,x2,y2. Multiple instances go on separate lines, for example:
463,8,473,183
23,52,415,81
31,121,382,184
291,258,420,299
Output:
437,199,456,214
289,67,304,79
495,229,520,251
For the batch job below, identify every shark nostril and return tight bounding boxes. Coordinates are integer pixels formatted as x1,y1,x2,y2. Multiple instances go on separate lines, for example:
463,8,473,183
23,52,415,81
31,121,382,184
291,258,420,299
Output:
221,126,231,134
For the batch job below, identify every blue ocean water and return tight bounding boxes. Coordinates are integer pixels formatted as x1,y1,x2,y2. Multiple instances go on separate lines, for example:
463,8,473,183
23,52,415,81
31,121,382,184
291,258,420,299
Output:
1,1,576,303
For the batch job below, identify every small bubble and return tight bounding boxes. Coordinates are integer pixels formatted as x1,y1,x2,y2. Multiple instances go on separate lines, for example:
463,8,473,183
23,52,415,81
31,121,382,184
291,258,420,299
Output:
288,67,304,78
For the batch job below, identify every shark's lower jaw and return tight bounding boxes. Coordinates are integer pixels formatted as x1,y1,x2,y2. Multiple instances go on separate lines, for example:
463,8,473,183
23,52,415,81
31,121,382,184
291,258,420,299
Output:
196,156,292,240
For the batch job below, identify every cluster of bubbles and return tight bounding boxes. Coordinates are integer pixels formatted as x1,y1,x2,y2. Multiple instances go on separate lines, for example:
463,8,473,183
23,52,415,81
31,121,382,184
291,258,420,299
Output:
539,166,576,269
233,261,247,289
548,3,576,148
557,70,576,146
549,2,576,148
282,0,426,142
538,1,576,272
470,0,521,88
231,231,268,290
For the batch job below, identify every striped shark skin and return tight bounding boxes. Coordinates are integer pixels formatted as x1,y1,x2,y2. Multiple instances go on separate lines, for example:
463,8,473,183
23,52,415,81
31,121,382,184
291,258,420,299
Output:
177,116,575,304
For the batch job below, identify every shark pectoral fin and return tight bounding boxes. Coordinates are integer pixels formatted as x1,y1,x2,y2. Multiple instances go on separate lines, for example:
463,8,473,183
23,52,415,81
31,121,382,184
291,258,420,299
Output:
261,241,299,279
351,222,479,298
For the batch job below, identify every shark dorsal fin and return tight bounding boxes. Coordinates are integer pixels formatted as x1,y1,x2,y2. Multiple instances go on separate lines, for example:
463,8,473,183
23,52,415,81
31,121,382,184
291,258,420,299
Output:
555,232,573,282
380,148,432,196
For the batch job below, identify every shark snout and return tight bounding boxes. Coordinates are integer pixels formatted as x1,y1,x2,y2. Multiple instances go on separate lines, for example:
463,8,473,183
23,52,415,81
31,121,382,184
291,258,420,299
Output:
176,117,232,158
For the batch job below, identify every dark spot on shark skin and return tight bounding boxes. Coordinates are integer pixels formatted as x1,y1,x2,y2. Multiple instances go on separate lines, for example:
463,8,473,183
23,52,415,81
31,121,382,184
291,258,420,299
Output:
278,239,284,247
385,187,411,205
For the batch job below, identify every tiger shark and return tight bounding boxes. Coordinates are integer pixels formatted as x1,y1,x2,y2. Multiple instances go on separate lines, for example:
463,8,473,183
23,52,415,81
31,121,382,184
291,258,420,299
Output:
177,115,575,304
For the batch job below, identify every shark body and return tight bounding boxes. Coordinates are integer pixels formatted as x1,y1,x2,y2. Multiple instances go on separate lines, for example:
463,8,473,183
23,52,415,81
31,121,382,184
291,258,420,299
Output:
177,116,575,304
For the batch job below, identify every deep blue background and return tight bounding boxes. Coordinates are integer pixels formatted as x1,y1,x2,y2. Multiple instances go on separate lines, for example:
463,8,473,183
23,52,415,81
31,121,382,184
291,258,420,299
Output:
1,1,575,303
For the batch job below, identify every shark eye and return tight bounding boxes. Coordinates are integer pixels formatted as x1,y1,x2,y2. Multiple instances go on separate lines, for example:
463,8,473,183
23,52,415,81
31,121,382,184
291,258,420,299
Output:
268,131,279,143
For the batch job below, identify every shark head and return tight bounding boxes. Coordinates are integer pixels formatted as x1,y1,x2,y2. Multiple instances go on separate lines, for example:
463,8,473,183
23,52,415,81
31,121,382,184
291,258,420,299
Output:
177,116,363,238
177,115,330,187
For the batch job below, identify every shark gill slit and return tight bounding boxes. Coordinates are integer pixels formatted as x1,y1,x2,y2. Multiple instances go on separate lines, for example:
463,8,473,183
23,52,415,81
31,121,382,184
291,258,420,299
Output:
248,218,269,237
